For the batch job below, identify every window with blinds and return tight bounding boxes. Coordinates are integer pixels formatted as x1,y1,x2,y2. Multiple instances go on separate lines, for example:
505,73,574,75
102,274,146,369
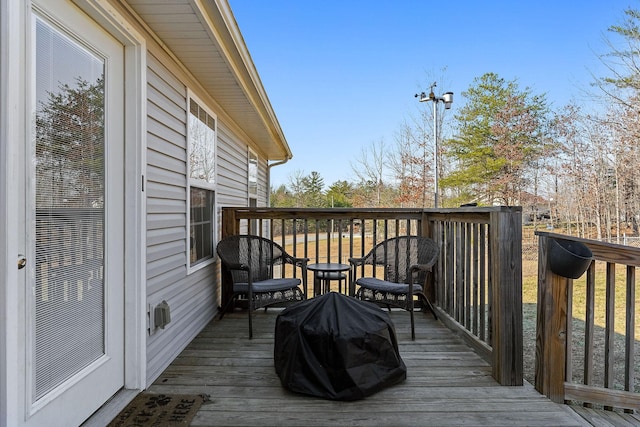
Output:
34,16,106,399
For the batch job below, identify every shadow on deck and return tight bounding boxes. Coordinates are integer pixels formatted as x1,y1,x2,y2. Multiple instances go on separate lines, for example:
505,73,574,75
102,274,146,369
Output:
146,308,589,427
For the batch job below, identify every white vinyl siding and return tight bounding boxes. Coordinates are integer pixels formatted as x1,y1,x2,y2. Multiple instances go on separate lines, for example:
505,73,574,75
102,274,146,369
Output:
145,51,216,384
143,48,271,385
257,157,269,206
216,123,253,206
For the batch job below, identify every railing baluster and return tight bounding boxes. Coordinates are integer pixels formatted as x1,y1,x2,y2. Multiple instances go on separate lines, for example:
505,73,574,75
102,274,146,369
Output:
604,263,616,411
446,221,454,313
583,261,595,408
566,275,574,401
326,221,331,262
625,265,635,413
456,221,464,322
303,219,309,262
472,223,479,337
337,219,343,263
314,219,319,263
465,222,472,330
359,217,365,277
479,224,486,342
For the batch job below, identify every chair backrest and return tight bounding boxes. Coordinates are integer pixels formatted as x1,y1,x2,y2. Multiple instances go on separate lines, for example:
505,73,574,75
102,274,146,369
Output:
362,236,439,284
216,235,287,283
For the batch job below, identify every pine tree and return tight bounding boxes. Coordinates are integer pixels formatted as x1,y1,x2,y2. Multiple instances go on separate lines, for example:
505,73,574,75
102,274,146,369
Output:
442,72,551,205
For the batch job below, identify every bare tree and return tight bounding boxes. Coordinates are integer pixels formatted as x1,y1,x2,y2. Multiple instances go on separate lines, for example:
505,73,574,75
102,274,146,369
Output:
388,122,432,207
350,139,388,206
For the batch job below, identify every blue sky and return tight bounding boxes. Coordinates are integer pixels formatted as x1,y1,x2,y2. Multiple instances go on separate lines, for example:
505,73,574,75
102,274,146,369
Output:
229,1,633,189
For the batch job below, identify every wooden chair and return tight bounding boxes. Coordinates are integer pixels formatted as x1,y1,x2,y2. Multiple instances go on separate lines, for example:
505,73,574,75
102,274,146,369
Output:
217,235,308,338
349,236,439,340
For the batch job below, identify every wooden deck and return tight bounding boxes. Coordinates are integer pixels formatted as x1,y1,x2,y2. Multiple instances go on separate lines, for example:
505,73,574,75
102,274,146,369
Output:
143,308,592,427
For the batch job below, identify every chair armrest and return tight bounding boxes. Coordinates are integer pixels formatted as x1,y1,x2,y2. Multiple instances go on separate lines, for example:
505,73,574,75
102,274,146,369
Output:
223,262,249,271
348,256,365,266
409,263,434,273
284,255,309,298
408,263,435,288
290,256,309,268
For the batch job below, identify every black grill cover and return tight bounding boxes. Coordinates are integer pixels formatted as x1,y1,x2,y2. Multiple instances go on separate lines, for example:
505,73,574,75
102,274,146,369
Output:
274,292,406,400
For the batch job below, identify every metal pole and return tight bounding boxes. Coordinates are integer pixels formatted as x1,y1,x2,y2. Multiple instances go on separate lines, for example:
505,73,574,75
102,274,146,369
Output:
433,99,439,208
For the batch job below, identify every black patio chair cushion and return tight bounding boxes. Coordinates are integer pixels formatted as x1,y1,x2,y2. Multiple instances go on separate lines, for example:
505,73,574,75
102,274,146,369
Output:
355,277,423,294
232,278,301,293
274,292,406,401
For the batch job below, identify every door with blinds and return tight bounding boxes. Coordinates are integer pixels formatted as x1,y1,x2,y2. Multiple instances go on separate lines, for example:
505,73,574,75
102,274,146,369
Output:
19,2,125,425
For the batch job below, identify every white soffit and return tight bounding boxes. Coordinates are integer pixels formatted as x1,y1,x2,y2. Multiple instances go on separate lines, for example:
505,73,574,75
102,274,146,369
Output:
125,0,291,160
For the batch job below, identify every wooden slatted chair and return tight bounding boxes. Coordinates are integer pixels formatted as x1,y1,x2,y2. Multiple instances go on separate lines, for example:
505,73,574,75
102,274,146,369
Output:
350,236,439,340
216,235,308,338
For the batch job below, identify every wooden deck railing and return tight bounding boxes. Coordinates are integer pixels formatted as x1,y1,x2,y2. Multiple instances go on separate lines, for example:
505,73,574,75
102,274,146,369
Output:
220,206,523,386
536,231,640,412
429,207,523,386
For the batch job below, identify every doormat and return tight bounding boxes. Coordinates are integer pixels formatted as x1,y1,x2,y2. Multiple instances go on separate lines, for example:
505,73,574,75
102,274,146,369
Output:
108,393,208,427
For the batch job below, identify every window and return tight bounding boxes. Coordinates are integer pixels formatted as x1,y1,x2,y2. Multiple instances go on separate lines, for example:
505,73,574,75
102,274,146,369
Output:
188,97,216,268
190,187,213,265
248,150,258,233
248,150,258,197
189,99,216,183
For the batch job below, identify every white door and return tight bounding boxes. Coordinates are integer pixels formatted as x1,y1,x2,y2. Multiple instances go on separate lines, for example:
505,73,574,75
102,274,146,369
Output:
18,1,125,425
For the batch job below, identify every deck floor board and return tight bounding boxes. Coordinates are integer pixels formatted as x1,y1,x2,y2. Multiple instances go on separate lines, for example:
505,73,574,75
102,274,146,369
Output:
146,307,593,426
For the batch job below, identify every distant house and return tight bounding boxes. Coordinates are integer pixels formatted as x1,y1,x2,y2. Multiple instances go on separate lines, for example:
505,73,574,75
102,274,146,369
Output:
0,1,291,425
518,191,553,224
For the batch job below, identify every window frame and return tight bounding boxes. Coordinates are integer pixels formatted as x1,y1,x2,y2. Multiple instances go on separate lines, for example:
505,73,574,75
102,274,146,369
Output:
248,148,258,199
186,92,217,273
248,148,259,234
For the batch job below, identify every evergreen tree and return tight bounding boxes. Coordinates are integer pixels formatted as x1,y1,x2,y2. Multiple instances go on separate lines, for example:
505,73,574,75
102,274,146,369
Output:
602,7,640,95
301,171,325,208
326,180,353,207
270,184,295,207
442,72,551,205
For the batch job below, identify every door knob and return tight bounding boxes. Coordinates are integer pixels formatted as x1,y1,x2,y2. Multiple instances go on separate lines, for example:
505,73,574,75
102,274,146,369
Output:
17,254,27,270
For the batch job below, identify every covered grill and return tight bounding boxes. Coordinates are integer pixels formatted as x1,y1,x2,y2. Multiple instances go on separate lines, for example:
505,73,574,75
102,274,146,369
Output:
274,292,406,400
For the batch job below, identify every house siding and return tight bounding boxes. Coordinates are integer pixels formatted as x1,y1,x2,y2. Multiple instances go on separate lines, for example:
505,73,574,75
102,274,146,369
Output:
217,122,251,207
145,51,217,384
143,48,269,384
258,158,269,206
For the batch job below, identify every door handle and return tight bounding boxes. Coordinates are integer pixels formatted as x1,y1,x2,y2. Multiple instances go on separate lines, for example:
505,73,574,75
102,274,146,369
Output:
17,254,27,270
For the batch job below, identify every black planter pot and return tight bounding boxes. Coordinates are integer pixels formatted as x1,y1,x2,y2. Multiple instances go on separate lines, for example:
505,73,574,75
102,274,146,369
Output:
548,238,593,279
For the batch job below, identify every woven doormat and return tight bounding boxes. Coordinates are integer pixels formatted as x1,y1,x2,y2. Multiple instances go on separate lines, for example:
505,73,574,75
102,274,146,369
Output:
108,393,208,427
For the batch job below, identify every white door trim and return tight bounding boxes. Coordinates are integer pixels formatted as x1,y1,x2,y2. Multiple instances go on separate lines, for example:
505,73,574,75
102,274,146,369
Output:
72,0,148,391
1,1,28,425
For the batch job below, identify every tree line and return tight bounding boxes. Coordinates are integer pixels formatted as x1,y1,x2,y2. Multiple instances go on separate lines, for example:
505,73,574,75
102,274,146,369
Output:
271,6,640,241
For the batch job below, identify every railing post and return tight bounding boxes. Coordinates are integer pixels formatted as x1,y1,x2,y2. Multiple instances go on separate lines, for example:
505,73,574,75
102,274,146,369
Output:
221,207,238,238
490,207,523,385
421,211,437,304
220,208,239,313
534,233,567,403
